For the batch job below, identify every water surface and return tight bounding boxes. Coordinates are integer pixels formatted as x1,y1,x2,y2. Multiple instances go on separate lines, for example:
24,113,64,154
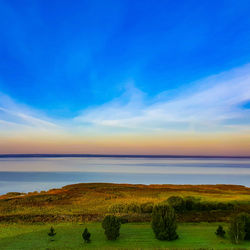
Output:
0,157,249,194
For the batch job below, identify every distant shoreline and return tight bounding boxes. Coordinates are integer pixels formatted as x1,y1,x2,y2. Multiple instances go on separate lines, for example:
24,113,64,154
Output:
0,154,250,158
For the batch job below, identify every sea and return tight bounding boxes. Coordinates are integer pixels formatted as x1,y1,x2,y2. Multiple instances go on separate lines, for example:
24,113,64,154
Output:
0,156,250,194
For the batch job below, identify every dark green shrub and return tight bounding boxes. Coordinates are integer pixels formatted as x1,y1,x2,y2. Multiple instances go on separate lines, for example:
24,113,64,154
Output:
229,214,246,244
151,204,178,241
167,196,185,212
109,202,153,214
48,226,56,241
215,225,225,237
82,228,91,243
102,215,121,240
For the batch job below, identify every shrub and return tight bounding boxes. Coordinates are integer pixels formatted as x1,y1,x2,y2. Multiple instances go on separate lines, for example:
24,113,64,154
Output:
109,202,153,214
151,204,178,241
167,196,185,212
228,214,246,244
215,225,225,237
102,215,121,240
48,226,56,241
82,228,91,243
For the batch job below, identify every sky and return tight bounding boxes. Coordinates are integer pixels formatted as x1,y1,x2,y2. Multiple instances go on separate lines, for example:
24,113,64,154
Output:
0,0,250,156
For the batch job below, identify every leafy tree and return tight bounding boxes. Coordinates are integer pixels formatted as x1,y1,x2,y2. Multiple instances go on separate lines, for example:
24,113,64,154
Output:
82,228,91,243
48,226,56,241
102,215,121,240
244,215,250,240
167,196,185,212
237,213,250,240
229,214,246,244
151,204,178,241
215,225,225,237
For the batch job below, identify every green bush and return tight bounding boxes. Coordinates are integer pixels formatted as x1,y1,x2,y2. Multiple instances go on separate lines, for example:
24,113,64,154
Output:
48,226,56,241
102,215,121,240
151,204,178,241
183,196,235,212
82,228,91,243
215,225,225,237
109,202,153,214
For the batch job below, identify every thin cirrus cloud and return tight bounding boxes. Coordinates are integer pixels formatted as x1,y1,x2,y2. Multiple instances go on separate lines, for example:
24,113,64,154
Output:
0,63,250,138
74,63,250,134
0,92,59,135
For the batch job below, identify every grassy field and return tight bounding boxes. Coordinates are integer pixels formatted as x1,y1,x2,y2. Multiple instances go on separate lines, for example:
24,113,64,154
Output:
0,222,250,249
0,183,250,223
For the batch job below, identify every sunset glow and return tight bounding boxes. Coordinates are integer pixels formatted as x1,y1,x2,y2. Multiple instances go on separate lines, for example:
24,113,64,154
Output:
1,1,250,156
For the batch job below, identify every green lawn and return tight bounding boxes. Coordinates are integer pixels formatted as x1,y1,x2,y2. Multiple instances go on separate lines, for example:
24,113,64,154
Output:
0,222,249,249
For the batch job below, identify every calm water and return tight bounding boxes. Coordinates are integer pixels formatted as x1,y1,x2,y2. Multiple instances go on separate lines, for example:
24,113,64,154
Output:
0,157,250,194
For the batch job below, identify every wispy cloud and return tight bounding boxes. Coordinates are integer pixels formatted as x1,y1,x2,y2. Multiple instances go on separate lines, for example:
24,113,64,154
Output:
0,92,59,135
1,64,250,138
74,64,250,133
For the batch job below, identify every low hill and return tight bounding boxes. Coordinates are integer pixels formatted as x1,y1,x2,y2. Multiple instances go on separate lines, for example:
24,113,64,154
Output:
0,183,250,223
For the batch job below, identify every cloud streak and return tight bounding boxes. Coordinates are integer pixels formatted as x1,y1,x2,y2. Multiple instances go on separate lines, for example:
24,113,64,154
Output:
74,64,250,134
1,64,250,139
0,92,59,135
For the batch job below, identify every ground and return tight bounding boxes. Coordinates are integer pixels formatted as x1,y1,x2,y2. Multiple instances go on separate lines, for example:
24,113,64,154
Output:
0,222,250,249
1,183,250,223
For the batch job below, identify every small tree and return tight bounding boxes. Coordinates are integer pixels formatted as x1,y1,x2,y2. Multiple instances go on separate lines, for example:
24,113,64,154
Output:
229,214,246,244
82,228,91,243
215,225,225,237
102,215,121,240
151,204,178,241
48,226,56,241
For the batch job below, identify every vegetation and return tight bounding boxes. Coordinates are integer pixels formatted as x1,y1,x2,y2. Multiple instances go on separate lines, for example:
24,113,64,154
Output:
82,228,91,243
238,213,250,240
0,183,249,248
48,226,56,241
151,204,178,241
229,214,246,244
102,215,121,240
215,225,225,237
166,196,185,212
229,213,250,244
0,222,250,249
0,183,249,223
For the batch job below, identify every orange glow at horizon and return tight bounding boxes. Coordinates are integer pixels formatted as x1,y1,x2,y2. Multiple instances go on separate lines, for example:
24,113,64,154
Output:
1,132,250,156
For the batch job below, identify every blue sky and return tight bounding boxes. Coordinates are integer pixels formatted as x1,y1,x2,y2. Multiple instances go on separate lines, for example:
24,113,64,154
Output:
0,0,250,155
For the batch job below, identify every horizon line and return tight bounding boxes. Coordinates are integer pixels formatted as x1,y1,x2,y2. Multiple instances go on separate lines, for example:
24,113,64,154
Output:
0,154,250,159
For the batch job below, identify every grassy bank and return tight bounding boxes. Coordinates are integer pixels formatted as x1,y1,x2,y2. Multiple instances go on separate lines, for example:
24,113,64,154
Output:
0,222,250,249
0,183,250,223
